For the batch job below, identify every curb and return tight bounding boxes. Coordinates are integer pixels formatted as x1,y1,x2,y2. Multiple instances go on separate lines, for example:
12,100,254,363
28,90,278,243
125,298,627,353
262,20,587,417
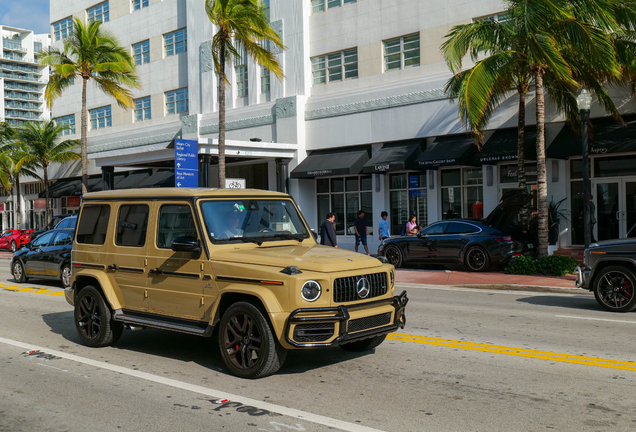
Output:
396,281,591,295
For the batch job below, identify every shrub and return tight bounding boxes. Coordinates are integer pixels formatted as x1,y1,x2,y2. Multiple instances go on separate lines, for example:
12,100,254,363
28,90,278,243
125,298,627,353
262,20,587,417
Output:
504,255,537,275
536,255,579,276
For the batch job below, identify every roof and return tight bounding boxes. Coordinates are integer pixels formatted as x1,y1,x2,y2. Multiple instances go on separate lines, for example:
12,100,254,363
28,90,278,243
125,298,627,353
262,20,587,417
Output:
83,188,288,199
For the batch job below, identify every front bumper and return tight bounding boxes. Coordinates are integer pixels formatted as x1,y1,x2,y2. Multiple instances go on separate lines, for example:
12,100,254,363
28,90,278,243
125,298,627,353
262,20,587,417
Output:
284,290,409,348
575,265,592,290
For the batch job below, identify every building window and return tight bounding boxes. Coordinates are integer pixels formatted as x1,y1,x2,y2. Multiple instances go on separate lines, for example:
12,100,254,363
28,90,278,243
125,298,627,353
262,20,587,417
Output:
312,48,358,85
236,66,248,97
132,0,149,11
134,96,151,121
261,66,270,93
312,0,356,12
55,114,76,135
90,106,112,129
441,168,483,219
53,17,73,41
316,176,372,236
165,28,187,57
132,40,150,65
389,173,427,236
384,33,420,71
88,1,109,23
166,88,188,114
263,0,270,21
474,12,511,23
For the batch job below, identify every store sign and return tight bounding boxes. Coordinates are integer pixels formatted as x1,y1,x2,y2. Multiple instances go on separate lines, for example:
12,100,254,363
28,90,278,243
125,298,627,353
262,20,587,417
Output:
225,178,246,189
175,139,199,188
419,158,456,166
307,170,332,176
34,199,46,210
67,196,81,207
375,164,390,172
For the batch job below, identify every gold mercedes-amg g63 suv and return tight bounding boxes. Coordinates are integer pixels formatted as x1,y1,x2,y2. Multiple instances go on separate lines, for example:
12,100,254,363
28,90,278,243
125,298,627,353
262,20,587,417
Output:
65,188,408,378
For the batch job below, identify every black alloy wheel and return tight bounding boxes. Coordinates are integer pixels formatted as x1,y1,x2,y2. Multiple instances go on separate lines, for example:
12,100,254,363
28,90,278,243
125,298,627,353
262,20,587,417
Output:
218,302,287,379
465,246,490,272
61,264,72,289
11,241,17,252
593,266,636,313
12,261,27,283
74,286,123,347
384,245,403,268
340,334,387,352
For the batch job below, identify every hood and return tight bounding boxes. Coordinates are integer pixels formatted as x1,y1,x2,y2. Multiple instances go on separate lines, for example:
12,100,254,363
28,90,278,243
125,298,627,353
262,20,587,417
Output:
483,189,533,232
590,238,636,250
213,243,384,273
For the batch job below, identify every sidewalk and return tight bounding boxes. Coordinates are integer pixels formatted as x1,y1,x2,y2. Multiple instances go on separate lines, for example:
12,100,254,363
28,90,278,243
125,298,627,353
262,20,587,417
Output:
396,268,584,294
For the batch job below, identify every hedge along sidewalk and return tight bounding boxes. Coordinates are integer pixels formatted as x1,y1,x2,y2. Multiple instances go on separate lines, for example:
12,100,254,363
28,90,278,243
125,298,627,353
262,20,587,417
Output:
505,255,579,277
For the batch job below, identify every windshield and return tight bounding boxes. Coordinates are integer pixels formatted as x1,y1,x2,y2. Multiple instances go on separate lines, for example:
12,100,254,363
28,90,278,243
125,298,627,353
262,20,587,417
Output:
200,199,310,244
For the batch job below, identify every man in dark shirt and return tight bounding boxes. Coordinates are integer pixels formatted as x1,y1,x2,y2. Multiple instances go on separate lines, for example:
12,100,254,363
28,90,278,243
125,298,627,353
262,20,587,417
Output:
320,212,337,247
354,210,369,255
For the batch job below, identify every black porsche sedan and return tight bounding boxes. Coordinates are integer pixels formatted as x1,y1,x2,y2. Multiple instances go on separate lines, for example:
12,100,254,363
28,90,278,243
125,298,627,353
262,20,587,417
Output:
11,228,73,288
377,190,534,271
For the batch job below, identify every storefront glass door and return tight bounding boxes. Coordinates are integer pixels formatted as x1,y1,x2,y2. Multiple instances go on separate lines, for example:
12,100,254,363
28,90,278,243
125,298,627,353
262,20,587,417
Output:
592,179,636,241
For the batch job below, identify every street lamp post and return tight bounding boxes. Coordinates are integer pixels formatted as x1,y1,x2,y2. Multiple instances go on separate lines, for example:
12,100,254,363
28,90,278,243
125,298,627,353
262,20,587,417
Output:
577,89,592,248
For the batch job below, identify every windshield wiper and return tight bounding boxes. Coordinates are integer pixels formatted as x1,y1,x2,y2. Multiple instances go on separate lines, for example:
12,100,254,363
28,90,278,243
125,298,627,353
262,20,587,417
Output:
258,233,307,243
214,237,263,246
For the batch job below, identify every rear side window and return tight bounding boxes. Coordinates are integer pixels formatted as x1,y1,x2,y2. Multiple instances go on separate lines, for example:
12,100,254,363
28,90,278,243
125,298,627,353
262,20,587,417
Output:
53,231,73,246
157,204,197,248
77,205,111,245
116,204,149,247
56,217,75,229
445,222,479,234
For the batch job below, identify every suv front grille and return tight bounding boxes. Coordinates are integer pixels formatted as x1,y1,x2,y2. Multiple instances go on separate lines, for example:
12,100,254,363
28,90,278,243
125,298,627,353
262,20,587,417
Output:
348,312,392,333
293,323,335,342
333,272,388,303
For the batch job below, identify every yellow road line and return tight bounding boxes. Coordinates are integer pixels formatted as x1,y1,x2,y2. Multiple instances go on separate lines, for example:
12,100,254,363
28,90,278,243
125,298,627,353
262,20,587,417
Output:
0,284,64,297
388,333,636,372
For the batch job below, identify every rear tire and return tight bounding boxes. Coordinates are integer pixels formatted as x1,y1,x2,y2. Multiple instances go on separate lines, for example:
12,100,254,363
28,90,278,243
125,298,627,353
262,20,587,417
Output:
465,246,490,272
12,261,27,283
74,286,123,347
593,266,636,313
340,334,387,352
61,264,72,289
384,245,403,268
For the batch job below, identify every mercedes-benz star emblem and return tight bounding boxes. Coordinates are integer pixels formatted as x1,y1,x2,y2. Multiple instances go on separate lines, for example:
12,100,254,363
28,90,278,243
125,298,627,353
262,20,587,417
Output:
356,277,370,299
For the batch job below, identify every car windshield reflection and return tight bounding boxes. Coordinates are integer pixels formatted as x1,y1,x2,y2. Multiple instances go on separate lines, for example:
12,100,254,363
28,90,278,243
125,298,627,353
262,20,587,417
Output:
200,199,309,244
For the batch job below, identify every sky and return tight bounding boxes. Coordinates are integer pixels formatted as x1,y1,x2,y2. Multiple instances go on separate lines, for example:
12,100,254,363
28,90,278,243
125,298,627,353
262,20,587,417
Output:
0,0,50,34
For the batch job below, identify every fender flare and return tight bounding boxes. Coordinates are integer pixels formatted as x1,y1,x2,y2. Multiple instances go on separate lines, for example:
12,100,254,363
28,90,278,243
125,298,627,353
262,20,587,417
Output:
211,285,285,335
73,269,123,310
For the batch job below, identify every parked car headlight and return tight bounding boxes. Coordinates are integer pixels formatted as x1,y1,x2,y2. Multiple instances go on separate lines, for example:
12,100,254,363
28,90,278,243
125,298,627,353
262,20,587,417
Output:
301,280,321,302
589,243,599,248
390,270,394,287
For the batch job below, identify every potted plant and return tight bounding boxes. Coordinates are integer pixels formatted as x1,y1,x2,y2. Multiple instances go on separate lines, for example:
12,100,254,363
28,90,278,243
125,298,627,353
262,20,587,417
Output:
548,197,569,252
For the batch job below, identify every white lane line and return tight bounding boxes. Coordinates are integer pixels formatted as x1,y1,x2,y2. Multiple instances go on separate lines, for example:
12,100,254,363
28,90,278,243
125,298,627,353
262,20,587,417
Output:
0,336,383,432
556,315,636,324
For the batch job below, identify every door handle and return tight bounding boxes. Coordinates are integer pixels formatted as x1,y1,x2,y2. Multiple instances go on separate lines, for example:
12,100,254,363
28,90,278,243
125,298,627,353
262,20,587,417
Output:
107,264,118,271
148,268,161,275
616,211,621,221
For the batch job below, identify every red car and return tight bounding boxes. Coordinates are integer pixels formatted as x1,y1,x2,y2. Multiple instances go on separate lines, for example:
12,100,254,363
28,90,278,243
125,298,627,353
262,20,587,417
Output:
0,230,34,252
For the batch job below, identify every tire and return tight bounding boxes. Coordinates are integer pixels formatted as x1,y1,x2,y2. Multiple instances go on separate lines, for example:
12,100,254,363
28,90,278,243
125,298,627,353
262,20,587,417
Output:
465,246,490,272
340,334,387,352
384,245,403,268
218,301,287,379
11,241,17,252
60,264,71,289
74,286,123,347
593,266,636,313
12,260,27,283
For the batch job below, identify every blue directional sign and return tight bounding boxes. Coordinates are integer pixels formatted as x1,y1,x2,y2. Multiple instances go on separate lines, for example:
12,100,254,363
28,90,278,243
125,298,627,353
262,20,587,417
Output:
175,139,198,188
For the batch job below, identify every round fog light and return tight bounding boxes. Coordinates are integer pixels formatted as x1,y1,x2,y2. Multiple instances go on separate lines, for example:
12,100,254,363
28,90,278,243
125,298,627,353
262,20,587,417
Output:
301,280,321,302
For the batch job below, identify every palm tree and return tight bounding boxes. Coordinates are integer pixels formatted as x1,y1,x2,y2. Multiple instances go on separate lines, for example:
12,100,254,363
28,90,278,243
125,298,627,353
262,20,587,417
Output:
40,18,140,195
14,121,80,225
0,148,39,230
206,0,285,187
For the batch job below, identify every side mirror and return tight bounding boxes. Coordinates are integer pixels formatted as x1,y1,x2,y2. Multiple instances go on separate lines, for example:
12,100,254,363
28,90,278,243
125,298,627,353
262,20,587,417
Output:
171,237,201,253
310,229,318,241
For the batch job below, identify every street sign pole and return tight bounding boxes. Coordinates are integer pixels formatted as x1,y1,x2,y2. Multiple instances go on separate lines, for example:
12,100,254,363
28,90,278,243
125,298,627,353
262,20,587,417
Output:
174,139,199,188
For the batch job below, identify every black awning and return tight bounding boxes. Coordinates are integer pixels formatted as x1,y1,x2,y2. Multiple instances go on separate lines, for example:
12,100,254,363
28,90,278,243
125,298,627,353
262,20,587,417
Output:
290,146,370,178
361,140,424,174
475,126,537,164
136,169,175,188
415,134,478,169
115,169,153,189
547,116,636,159
39,175,103,198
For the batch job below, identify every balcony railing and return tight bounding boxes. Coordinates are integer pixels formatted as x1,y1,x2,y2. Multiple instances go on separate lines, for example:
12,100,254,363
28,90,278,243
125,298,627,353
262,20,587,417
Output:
3,82,40,92
2,38,26,52
4,91,42,101
4,110,41,120
0,71,44,83
0,62,40,74
1,52,35,63
5,101,43,111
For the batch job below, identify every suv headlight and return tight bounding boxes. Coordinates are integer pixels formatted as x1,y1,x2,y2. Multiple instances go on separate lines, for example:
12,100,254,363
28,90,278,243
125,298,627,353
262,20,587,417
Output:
390,270,394,287
301,280,322,302
589,243,599,248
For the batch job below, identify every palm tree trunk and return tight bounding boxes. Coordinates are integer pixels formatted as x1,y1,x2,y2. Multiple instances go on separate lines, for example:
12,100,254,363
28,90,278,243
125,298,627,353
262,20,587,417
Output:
81,78,89,195
15,177,21,229
44,167,50,226
517,87,526,190
218,39,226,189
535,70,549,257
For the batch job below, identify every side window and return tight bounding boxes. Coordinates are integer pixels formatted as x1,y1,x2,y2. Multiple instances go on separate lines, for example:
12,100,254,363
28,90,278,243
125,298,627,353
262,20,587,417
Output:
157,204,197,248
33,232,54,247
445,222,479,234
56,218,72,229
421,223,446,235
76,205,111,245
116,204,149,247
53,231,73,246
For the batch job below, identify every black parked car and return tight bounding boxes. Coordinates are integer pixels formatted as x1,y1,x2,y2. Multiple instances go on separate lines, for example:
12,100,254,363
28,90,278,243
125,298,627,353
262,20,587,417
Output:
11,228,73,288
377,190,534,271
576,239,636,312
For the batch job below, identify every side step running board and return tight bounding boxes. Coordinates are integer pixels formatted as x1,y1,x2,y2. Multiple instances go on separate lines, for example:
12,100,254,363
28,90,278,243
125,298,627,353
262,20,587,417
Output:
113,310,213,337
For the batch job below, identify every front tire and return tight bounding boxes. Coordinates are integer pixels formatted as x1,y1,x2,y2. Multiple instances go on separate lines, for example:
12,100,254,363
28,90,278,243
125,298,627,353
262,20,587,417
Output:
12,261,27,283
465,246,490,272
218,302,287,379
11,241,17,252
61,264,71,289
593,266,636,313
384,245,403,268
340,334,387,352
74,286,123,347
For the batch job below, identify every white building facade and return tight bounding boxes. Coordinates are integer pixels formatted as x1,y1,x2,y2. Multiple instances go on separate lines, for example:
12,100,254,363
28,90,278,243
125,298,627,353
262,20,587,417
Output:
45,0,636,250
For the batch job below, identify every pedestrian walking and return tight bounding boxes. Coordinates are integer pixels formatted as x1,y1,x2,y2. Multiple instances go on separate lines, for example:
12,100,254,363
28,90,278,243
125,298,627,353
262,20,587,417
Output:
354,210,370,255
320,212,337,247
378,211,390,241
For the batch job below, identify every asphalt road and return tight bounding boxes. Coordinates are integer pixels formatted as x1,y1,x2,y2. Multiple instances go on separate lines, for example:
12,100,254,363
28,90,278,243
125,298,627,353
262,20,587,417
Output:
1,264,636,432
